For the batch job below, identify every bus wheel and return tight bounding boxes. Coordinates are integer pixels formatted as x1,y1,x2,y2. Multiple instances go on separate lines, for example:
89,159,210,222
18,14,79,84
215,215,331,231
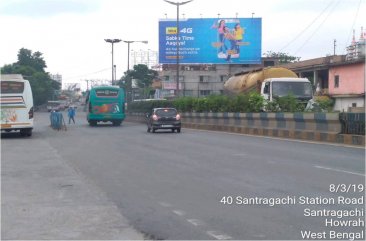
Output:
112,121,121,126
89,121,97,126
20,129,32,137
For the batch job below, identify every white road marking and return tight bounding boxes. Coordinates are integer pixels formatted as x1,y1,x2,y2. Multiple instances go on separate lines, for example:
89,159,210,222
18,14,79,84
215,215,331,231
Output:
207,230,232,240
314,165,365,176
232,153,247,157
158,201,172,207
252,233,266,238
187,219,205,226
172,210,186,216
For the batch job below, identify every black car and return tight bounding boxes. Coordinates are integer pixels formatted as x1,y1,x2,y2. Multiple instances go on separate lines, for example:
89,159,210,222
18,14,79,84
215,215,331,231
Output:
146,108,181,133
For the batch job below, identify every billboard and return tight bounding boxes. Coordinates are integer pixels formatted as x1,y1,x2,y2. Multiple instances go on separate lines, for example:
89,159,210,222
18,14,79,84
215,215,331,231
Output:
159,18,262,64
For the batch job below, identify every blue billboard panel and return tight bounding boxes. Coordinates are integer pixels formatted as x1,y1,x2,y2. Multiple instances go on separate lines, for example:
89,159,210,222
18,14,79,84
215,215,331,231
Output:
159,18,262,64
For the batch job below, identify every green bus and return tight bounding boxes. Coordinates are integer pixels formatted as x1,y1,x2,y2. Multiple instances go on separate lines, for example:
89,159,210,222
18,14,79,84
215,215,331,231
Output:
86,86,126,126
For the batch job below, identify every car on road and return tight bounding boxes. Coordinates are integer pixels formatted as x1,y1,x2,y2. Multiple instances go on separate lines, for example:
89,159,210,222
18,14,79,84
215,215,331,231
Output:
146,108,181,133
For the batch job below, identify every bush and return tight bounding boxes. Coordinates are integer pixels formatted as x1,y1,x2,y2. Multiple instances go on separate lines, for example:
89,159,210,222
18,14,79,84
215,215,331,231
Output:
128,100,173,113
173,97,195,112
247,92,265,112
127,93,316,113
312,95,334,112
265,94,305,112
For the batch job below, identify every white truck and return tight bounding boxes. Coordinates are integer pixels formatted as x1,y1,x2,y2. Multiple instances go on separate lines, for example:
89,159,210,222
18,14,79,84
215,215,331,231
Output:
224,67,314,108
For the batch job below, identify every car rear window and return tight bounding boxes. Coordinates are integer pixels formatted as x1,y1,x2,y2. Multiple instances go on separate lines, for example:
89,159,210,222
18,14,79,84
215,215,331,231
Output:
155,109,177,117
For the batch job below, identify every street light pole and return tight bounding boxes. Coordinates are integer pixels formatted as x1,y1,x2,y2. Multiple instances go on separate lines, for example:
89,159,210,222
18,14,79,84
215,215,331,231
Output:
104,39,121,85
121,40,148,102
122,40,148,71
163,0,193,98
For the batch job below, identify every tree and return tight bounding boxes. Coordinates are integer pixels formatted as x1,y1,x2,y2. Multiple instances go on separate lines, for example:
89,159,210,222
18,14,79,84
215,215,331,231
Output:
1,48,60,105
263,51,300,63
118,64,158,102
17,48,47,72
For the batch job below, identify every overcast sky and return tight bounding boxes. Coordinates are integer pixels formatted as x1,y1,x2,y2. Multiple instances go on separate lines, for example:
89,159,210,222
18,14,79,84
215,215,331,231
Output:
0,0,364,89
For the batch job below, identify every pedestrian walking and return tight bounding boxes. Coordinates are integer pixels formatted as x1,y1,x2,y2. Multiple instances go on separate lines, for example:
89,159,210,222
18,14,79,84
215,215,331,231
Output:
67,106,76,124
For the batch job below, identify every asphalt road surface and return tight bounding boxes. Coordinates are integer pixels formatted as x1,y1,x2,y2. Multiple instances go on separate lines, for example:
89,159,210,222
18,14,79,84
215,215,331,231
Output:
3,111,365,240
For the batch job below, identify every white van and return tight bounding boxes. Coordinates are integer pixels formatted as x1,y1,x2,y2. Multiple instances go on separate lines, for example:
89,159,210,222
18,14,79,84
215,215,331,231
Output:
1,74,34,136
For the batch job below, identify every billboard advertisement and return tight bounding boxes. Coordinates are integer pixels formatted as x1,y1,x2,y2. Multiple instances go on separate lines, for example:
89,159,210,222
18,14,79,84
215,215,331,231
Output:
159,18,262,64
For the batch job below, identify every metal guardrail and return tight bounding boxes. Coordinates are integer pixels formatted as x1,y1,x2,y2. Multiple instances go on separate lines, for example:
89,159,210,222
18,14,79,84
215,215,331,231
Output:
339,113,365,135
50,111,67,131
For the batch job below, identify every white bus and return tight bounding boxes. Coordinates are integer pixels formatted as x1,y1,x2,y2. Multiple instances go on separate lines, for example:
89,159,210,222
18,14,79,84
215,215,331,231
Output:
1,74,34,136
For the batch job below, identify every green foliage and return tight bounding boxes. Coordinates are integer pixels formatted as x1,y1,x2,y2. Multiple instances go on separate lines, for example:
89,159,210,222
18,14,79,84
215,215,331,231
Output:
1,48,60,105
266,94,305,112
311,96,335,112
247,92,265,112
17,48,47,72
263,51,300,63
128,93,314,114
127,100,174,113
173,97,195,112
118,64,158,103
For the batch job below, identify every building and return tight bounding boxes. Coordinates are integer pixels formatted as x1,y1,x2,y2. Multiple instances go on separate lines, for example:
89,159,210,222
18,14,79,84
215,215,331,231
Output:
283,29,365,112
50,73,62,88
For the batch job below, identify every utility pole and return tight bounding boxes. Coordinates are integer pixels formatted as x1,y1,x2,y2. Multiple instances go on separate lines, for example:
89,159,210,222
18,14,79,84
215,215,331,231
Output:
333,39,336,56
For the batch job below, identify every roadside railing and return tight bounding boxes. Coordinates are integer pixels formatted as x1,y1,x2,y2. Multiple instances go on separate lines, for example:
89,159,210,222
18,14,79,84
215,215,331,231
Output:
339,113,365,135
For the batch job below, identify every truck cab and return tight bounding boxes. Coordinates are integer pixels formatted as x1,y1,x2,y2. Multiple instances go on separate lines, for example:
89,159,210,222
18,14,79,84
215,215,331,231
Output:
261,78,313,104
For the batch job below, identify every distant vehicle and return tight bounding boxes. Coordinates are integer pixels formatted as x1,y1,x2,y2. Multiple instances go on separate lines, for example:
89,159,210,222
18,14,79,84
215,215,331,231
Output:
86,86,126,126
146,107,181,133
0,74,34,136
47,100,62,112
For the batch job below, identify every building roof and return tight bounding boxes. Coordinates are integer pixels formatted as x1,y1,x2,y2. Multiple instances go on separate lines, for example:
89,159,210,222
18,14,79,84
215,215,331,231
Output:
1,74,24,81
281,55,365,72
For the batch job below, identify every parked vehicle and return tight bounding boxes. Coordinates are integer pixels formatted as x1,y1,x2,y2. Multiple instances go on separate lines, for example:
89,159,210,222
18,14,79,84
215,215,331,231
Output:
146,108,181,133
86,86,125,126
0,74,34,136
47,100,62,112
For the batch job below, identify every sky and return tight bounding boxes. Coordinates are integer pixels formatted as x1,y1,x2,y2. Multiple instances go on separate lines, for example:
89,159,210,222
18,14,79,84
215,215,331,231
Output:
0,0,365,90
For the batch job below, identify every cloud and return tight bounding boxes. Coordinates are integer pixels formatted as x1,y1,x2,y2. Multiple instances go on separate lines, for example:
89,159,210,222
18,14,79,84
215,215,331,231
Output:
0,0,100,17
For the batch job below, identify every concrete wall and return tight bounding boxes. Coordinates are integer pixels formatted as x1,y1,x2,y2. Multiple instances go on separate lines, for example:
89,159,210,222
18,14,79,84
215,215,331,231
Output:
127,112,365,146
329,63,365,95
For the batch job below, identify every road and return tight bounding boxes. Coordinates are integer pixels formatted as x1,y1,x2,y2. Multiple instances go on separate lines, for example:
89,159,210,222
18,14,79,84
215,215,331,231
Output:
2,110,365,240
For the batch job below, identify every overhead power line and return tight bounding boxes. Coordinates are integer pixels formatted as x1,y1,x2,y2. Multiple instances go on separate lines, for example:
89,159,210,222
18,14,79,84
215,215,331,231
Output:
279,0,336,52
63,67,110,81
294,0,341,56
344,0,363,53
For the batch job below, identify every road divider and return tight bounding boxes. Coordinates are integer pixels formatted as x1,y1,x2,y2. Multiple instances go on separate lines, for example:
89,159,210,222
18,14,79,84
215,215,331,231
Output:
126,112,365,146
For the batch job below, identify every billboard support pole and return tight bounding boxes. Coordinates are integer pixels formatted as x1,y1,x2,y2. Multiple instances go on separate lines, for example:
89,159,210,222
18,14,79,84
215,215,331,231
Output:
164,0,193,98
176,3,179,97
